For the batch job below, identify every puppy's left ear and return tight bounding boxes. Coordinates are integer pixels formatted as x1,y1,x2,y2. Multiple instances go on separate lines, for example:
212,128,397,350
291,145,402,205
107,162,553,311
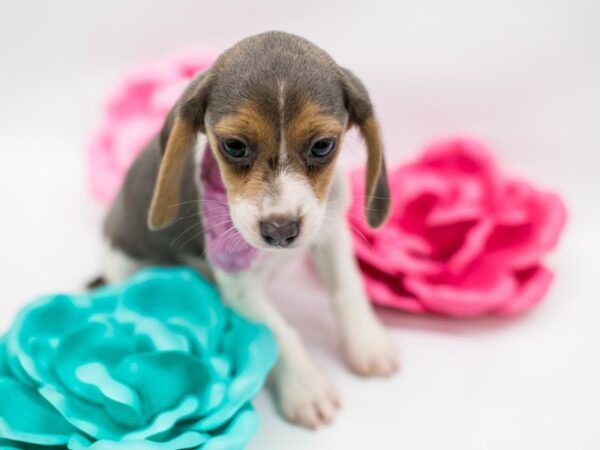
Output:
148,72,212,230
339,67,390,229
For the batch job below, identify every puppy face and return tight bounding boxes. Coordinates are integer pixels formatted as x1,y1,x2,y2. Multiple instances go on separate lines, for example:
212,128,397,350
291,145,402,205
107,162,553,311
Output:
204,98,346,249
148,32,391,251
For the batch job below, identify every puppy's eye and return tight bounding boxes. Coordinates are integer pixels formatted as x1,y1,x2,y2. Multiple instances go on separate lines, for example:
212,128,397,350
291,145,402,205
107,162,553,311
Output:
310,139,336,158
222,138,249,159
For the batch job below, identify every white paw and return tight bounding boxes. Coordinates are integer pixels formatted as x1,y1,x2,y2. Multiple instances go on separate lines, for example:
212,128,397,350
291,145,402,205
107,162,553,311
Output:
273,358,341,429
343,321,399,377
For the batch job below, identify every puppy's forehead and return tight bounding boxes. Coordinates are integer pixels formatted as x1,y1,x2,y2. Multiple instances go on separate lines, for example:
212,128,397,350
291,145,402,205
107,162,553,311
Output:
206,32,348,127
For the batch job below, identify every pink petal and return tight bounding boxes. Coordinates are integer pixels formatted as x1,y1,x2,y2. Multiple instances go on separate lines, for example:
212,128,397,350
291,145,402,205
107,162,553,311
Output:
405,261,516,317
497,266,554,315
418,138,505,202
446,219,495,275
426,201,483,227
422,220,477,262
485,189,567,269
359,261,426,313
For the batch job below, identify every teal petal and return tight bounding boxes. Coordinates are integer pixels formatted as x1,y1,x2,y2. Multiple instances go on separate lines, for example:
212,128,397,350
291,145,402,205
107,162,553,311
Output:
120,268,225,353
7,293,116,385
115,351,225,421
0,440,22,450
124,396,201,441
189,404,259,450
0,438,64,449
0,378,75,446
113,311,191,353
53,320,144,427
198,316,277,430
69,430,209,450
40,384,131,441
76,362,143,428
208,354,232,379
0,337,11,379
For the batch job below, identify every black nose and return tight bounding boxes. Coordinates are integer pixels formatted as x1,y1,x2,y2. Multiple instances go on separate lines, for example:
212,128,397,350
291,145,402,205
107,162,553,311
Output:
260,218,300,247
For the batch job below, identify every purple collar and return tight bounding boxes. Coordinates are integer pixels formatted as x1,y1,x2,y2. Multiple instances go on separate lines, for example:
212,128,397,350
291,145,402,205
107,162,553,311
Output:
199,146,257,271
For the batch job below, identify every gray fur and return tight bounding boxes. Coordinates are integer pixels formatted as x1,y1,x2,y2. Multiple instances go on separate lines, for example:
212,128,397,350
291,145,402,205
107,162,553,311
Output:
203,32,348,129
104,137,203,264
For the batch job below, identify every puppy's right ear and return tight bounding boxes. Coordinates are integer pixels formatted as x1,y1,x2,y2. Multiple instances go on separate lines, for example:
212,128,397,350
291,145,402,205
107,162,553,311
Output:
148,72,212,230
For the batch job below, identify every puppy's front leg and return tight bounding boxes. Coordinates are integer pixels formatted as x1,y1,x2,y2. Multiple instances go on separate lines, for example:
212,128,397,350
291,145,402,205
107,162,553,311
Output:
311,216,399,377
213,267,340,428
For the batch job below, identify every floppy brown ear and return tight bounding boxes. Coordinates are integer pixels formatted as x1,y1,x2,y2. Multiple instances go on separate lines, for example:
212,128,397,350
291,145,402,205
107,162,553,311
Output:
147,72,211,230
339,68,390,228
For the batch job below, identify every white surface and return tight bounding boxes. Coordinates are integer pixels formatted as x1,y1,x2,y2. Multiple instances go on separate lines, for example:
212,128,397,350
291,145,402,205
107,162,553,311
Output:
1,1,599,448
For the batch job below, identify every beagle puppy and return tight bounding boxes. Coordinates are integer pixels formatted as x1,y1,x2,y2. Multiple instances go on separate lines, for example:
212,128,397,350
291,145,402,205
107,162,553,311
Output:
102,31,398,429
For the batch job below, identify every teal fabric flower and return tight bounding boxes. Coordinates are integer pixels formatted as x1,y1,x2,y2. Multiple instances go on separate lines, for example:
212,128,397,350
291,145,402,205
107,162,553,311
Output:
0,268,277,449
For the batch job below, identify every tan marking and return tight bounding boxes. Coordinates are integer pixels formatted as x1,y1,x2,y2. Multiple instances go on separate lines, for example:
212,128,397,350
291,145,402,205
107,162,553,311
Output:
287,102,345,147
206,129,271,204
286,101,346,201
213,103,276,150
309,159,339,201
148,117,196,230
209,102,281,203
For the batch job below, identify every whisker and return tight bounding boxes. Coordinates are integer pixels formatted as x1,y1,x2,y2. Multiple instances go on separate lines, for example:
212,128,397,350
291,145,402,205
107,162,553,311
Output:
172,217,233,247
178,219,233,251
168,199,230,209
202,226,239,259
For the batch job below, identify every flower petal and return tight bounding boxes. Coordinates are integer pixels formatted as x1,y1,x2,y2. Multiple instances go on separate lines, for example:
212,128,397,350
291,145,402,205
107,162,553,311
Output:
486,185,567,269
0,379,76,446
53,320,144,428
115,351,224,422
164,404,259,450
120,268,224,353
7,293,115,385
418,138,504,202
0,337,11,379
0,438,65,449
498,266,554,316
39,384,131,441
124,396,202,441
68,430,209,449
446,219,495,275
200,405,259,450
358,260,426,313
405,262,516,317
196,317,277,430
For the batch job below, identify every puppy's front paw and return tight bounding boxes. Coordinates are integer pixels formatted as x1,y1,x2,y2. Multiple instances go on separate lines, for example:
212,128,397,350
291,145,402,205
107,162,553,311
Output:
343,321,399,377
273,359,341,429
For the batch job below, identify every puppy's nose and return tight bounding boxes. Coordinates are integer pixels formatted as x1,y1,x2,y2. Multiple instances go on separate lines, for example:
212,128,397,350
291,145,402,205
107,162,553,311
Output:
260,217,300,247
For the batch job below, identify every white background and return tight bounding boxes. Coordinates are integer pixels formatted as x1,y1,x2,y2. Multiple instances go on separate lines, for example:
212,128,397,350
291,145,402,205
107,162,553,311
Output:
1,1,599,449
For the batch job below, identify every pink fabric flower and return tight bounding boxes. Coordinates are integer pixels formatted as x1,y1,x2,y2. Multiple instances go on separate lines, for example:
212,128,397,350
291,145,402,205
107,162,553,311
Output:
88,51,215,204
349,138,567,317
